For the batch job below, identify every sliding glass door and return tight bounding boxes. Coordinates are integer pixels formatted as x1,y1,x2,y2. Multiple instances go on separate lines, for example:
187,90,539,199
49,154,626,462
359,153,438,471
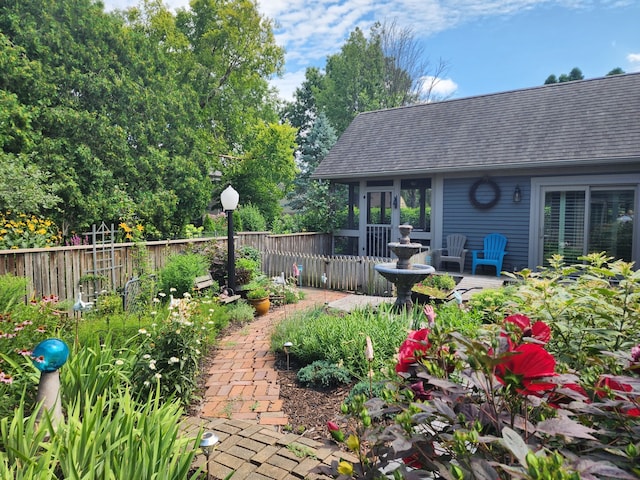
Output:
541,187,635,265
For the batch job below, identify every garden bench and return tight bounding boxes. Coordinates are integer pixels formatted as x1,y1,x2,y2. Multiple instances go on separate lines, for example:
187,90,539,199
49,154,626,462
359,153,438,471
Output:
193,274,215,292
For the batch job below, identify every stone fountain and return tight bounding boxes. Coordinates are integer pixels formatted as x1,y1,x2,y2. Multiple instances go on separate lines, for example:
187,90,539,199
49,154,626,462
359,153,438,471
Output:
374,224,435,309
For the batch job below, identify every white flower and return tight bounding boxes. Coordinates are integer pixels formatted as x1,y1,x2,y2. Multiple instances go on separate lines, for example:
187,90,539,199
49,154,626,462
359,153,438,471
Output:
151,311,157,316
138,328,147,334
175,329,181,334
152,297,161,303
158,292,166,297
168,357,179,365
151,323,157,328
143,354,151,360
183,292,191,299
154,373,162,379
170,287,177,292
115,359,124,366
144,381,150,387
149,361,157,370
195,349,200,355
196,339,201,344
209,309,214,313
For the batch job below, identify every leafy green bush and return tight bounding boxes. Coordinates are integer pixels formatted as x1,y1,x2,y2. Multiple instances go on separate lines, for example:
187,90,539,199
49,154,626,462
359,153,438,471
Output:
297,360,351,388
235,203,266,232
158,253,208,296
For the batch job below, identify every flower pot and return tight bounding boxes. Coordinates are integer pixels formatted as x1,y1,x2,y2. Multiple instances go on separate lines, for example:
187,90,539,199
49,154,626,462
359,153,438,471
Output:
248,297,270,316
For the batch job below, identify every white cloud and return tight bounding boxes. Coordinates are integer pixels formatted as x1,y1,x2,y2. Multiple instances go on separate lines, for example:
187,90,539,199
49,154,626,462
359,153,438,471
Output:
270,69,308,102
628,53,640,71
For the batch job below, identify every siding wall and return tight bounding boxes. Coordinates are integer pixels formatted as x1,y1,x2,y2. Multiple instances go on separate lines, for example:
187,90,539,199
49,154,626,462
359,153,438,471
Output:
442,176,530,273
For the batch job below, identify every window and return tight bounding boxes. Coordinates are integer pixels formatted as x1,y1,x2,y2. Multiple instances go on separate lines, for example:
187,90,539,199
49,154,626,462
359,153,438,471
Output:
400,179,431,231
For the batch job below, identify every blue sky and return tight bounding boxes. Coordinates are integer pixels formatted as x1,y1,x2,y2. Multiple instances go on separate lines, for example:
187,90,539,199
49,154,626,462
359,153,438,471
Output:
103,0,640,101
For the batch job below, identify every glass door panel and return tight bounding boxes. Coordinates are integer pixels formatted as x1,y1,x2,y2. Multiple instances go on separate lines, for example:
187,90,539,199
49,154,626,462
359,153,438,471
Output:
543,190,586,264
589,190,634,261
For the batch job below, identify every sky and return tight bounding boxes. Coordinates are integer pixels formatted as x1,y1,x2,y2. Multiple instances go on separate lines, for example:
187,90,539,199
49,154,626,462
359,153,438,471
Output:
103,0,640,102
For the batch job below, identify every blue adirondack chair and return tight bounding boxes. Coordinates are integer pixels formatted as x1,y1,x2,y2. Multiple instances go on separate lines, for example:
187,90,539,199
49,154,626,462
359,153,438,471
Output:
471,233,508,277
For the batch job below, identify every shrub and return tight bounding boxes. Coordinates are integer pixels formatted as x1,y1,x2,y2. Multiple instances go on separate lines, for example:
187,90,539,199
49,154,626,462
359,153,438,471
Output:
235,203,266,232
158,253,208,297
297,360,351,388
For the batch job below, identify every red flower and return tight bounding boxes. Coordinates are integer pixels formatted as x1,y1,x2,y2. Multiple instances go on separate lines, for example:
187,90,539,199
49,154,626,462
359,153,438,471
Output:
504,314,551,344
396,329,431,373
547,383,589,408
595,376,639,417
494,343,557,395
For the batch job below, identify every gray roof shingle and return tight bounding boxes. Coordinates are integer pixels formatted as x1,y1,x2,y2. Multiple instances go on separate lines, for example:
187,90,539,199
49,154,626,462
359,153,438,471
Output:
312,72,640,180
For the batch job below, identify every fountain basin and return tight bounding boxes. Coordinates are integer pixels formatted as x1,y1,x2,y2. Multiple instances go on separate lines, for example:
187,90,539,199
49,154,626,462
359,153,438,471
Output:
375,263,435,309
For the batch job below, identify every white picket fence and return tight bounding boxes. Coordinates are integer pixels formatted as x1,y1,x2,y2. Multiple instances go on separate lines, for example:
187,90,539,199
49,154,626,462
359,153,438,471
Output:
262,250,394,296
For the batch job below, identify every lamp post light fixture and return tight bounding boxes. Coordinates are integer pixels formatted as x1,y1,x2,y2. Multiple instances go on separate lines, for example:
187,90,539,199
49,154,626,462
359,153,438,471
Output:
220,185,239,293
200,431,219,478
283,341,293,370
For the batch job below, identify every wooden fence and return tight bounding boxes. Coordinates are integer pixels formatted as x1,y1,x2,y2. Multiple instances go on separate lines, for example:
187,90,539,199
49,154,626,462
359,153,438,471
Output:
262,250,393,296
0,232,333,301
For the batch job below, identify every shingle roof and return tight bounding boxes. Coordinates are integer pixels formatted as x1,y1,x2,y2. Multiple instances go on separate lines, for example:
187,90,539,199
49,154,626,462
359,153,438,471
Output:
312,72,640,180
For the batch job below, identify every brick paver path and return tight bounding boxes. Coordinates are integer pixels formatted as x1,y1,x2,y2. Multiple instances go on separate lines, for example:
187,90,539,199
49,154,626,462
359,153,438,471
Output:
187,287,356,479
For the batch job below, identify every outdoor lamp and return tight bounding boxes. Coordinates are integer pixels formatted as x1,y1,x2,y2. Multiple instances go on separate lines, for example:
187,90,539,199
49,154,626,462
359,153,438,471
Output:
32,338,70,425
200,431,219,478
283,341,293,370
220,185,239,293
513,185,522,203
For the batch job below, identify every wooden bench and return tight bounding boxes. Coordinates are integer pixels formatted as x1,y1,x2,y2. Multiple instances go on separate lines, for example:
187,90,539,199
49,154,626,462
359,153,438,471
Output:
193,273,240,304
193,274,215,292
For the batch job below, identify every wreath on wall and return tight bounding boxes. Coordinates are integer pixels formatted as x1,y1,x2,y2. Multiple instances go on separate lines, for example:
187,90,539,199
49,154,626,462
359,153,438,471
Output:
469,177,501,210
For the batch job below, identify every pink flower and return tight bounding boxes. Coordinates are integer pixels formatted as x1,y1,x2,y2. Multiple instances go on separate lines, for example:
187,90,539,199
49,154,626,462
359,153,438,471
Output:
504,314,551,344
327,421,344,442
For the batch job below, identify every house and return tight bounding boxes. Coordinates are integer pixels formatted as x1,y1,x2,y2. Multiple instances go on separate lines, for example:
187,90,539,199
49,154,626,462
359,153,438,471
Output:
312,73,640,272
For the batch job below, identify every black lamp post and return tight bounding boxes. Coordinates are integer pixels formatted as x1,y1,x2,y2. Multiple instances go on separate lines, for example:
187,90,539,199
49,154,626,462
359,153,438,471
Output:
220,185,239,293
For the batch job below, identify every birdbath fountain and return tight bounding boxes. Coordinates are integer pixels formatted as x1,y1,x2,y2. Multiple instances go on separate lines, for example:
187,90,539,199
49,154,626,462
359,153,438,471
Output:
374,224,435,309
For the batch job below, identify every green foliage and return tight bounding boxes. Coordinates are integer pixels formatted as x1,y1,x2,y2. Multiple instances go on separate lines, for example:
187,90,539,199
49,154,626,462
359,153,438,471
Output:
0,392,201,479
466,284,519,323
235,203,267,232
297,360,351,388
0,273,27,312
225,300,254,323
502,253,640,369
247,286,270,300
1,0,285,238
202,212,227,236
158,253,208,297
131,295,214,406
271,303,414,378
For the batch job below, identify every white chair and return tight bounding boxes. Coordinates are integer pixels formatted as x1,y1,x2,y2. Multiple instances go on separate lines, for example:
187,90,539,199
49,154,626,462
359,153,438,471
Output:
433,234,468,273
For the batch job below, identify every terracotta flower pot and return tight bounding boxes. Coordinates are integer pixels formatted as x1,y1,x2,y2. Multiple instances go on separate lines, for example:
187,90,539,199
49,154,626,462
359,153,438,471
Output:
248,297,270,316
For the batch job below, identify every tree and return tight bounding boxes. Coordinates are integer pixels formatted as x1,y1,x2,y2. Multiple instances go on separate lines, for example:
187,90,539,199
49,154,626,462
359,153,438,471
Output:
286,113,338,232
607,67,625,76
290,21,449,137
544,67,584,84
0,0,287,238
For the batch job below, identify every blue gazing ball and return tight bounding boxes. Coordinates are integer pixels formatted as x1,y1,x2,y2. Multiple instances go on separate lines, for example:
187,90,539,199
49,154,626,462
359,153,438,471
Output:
31,338,69,372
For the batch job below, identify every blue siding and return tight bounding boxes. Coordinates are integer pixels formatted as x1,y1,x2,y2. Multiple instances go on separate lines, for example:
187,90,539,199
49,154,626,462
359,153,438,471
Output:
442,176,530,273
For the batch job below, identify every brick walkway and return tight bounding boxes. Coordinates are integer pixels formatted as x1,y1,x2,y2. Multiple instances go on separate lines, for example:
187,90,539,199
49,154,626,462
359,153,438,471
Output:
187,287,357,479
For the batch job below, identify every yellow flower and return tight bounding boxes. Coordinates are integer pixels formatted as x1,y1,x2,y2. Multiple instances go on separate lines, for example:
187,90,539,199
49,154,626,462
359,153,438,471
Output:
345,434,360,452
337,461,353,476
37,228,47,235
136,224,144,232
